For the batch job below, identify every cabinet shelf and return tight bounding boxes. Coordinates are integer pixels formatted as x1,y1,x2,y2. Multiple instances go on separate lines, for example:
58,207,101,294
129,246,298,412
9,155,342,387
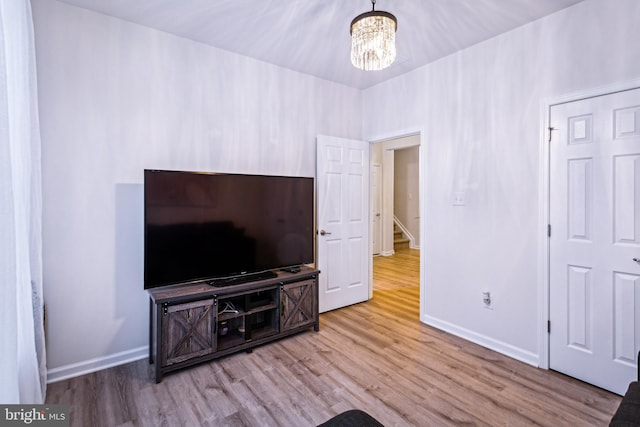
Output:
218,302,278,322
217,334,245,350
148,267,319,383
250,325,278,341
218,311,243,322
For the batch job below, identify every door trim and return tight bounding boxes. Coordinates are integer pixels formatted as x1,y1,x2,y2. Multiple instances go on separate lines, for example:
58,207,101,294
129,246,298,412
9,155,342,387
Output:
538,78,640,370
381,135,421,256
366,127,425,313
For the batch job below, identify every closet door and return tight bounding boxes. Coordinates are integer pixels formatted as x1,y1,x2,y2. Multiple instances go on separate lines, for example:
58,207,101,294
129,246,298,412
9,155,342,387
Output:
549,88,640,395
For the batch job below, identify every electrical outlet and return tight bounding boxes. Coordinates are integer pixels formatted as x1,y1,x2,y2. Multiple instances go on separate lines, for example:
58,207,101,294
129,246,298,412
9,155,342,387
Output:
482,291,492,309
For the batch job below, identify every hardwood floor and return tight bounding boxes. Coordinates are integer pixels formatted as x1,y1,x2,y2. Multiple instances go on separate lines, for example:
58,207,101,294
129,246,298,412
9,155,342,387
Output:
47,252,621,426
373,248,420,291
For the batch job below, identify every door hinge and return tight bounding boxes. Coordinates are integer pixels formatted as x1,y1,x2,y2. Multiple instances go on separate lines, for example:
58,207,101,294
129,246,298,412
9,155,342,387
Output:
162,302,169,316
547,224,551,237
548,126,556,143
547,320,551,333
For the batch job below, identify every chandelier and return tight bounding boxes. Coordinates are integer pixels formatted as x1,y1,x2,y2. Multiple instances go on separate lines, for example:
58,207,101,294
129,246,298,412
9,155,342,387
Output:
350,0,397,71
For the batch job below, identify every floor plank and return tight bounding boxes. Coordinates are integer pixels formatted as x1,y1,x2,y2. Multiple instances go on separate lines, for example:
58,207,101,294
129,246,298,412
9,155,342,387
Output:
46,250,621,426
373,248,420,291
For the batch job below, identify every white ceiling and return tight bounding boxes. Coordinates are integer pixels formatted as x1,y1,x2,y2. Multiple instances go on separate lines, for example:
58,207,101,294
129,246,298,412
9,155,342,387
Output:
54,0,585,89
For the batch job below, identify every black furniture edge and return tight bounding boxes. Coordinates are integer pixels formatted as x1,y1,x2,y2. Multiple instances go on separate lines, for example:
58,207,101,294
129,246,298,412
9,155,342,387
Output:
317,409,384,427
609,350,640,426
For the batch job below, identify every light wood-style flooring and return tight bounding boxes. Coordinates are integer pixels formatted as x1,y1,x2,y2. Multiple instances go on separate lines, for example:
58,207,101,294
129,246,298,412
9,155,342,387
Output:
373,248,420,291
46,250,621,426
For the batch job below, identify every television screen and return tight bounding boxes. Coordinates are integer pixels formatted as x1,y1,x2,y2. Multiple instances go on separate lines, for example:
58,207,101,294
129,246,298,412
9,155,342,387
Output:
144,170,314,289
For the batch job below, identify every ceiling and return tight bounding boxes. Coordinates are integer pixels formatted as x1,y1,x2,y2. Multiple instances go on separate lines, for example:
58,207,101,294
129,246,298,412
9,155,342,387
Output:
54,0,585,89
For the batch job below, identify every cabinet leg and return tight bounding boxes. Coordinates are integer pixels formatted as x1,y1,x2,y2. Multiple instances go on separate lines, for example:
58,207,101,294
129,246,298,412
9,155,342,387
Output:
149,298,154,364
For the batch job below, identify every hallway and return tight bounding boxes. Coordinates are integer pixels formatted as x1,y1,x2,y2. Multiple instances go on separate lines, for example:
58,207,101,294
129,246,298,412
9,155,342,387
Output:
372,248,419,291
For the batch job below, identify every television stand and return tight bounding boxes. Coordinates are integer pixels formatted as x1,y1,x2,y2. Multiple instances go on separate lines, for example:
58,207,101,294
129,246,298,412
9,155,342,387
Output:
280,266,301,273
148,266,319,383
207,270,277,287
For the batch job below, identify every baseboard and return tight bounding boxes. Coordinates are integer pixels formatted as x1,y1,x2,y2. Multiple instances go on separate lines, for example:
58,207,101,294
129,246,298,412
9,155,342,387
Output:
421,314,539,367
47,346,149,384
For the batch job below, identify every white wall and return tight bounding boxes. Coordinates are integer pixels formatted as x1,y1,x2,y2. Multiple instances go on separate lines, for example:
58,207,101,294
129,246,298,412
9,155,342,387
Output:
394,146,420,248
363,0,640,364
31,0,362,379
32,0,640,379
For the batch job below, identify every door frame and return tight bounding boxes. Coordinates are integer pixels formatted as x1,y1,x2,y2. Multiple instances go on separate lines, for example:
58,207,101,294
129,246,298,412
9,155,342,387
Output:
367,127,425,315
371,163,382,255
538,78,640,370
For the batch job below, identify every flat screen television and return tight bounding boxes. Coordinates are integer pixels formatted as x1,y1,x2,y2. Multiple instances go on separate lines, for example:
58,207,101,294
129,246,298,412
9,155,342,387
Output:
144,169,314,289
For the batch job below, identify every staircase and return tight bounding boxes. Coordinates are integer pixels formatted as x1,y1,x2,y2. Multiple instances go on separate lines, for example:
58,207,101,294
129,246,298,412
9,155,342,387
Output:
393,224,410,251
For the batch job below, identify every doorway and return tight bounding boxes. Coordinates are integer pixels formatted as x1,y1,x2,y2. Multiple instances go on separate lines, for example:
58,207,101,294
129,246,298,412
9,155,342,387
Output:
371,134,422,312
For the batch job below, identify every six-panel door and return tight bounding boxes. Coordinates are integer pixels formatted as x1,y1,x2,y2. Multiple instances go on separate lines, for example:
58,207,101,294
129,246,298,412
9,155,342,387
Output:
549,88,640,395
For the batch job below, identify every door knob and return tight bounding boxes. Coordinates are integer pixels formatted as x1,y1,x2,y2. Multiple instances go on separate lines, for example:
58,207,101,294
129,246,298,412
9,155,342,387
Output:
634,258,640,262
319,230,332,236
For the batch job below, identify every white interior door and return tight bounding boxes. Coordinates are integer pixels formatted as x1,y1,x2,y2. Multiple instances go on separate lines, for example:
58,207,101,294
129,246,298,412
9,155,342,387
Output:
549,87,640,395
316,135,370,313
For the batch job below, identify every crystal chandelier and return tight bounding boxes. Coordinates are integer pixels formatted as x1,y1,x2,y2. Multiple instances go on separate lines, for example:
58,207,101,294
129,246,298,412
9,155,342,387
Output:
350,0,397,71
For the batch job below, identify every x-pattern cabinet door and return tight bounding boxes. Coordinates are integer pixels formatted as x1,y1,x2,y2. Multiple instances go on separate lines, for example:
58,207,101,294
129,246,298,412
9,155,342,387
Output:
280,279,317,332
161,298,215,366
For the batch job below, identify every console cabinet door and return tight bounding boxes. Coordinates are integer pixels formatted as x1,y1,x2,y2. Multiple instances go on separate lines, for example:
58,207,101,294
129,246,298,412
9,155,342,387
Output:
280,279,316,332
161,298,215,366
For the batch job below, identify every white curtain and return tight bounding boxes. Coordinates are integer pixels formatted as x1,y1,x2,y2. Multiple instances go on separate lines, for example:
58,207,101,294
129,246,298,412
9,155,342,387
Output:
0,0,46,403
